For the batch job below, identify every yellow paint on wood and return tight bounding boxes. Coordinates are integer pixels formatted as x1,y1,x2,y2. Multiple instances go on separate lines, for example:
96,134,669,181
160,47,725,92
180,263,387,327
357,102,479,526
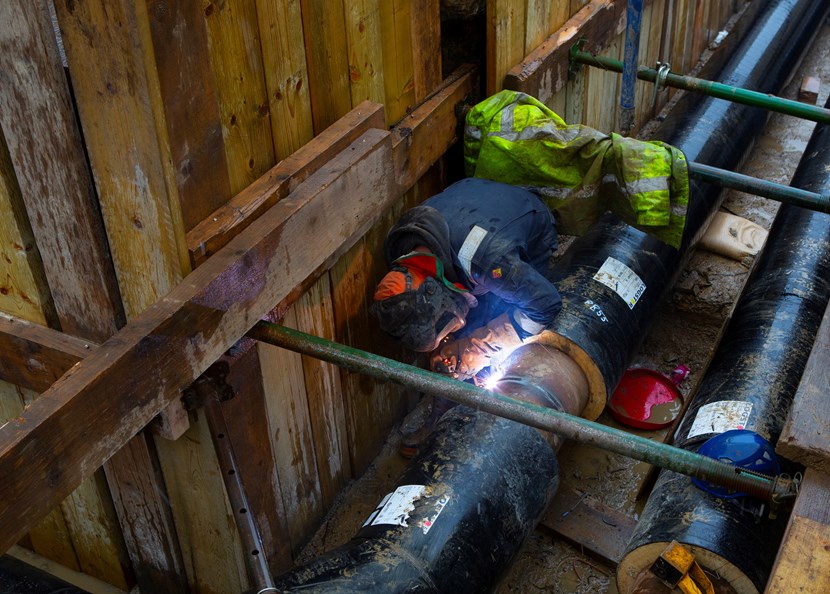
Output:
486,0,528,95
380,0,416,124
0,130,53,325
259,313,324,554
344,0,387,106
255,0,314,161
294,276,351,509
0,381,80,572
301,0,353,133
203,0,276,193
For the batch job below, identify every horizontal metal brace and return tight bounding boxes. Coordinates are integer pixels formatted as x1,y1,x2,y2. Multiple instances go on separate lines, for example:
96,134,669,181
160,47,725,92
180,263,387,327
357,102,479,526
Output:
571,48,830,125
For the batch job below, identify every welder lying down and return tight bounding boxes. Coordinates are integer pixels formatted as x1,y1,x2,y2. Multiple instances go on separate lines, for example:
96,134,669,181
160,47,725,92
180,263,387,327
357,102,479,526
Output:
369,89,690,453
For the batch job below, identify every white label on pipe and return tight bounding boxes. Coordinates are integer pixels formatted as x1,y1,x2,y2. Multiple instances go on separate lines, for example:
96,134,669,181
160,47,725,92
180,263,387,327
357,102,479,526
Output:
593,257,646,309
366,485,426,527
419,493,450,534
687,401,754,439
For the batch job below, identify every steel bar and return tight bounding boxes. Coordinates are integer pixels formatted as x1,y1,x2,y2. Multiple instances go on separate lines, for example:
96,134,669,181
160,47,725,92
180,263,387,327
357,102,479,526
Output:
688,161,830,212
572,49,830,125
619,0,644,133
247,322,795,503
201,391,276,593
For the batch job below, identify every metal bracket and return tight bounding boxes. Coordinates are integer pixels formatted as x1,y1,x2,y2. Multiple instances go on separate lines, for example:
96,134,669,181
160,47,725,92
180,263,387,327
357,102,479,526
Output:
568,39,588,78
651,61,671,107
182,361,235,410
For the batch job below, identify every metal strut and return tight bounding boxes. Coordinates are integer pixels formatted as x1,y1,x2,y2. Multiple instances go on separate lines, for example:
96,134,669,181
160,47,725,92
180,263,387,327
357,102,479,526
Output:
246,322,799,513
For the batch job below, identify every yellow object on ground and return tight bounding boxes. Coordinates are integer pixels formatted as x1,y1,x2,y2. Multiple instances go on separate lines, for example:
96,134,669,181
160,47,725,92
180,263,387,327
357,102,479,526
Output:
464,90,690,248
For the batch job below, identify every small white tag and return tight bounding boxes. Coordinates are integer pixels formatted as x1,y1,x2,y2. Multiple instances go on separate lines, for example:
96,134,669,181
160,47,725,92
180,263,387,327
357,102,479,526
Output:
593,257,646,309
687,401,753,439
368,485,425,527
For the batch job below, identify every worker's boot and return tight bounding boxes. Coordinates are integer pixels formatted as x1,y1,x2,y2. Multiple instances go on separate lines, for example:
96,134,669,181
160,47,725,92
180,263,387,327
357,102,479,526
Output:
399,396,457,459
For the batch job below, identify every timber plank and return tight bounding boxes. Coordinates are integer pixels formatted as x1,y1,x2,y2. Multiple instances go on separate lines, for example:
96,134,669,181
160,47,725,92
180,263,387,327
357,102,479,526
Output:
204,0,275,193
0,129,56,327
777,302,830,472
0,127,395,555
0,1,124,342
486,0,528,96
187,101,386,267
766,469,830,593
301,0,353,133
259,309,325,555
221,348,294,574
410,0,442,100
504,0,628,106
147,0,231,231
256,0,314,161
294,277,351,511
344,0,387,106
380,0,417,124
0,381,79,572
539,483,637,567
0,315,89,393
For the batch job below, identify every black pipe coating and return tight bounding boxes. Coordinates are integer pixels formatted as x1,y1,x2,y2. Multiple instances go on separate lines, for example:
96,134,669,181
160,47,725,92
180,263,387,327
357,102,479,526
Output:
624,85,830,593
548,0,829,401
271,407,558,592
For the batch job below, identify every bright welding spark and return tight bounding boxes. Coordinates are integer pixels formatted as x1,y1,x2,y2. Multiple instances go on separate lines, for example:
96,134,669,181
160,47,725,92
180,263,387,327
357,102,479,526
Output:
483,370,504,391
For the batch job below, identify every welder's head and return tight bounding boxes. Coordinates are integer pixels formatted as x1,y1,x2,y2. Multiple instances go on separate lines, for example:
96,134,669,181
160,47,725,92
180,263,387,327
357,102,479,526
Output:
370,253,472,352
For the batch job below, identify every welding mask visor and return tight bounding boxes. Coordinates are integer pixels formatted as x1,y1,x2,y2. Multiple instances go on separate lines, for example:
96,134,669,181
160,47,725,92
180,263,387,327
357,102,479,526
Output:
371,254,471,352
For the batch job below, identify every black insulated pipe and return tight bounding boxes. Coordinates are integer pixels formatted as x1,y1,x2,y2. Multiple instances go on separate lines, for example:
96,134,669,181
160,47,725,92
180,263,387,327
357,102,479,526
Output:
619,90,830,594
271,408,559,592
545,0,829,412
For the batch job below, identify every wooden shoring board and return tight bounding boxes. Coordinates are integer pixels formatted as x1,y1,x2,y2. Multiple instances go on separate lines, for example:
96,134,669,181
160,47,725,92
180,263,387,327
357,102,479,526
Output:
344,0,388,108
0,126,395,555
255,0,314,162
380,0,417,125
203,0,275,194
777,300,830,472
504,0,629,106
0,381,80,573
0,3,136,587
766,469,830,593
301,0,353,134
486,0,528,96
410,0,442,100
187,101,386,267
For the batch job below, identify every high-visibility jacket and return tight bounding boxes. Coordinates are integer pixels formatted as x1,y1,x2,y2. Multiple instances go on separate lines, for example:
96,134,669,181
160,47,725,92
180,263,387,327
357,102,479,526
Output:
464,90,690,248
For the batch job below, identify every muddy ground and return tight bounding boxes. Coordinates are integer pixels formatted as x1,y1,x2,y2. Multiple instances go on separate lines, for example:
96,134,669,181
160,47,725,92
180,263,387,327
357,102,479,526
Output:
296,20,830,594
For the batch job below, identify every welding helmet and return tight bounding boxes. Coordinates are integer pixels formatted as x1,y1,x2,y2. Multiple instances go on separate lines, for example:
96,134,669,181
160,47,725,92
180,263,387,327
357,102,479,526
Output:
691,429,780,498
370,252,473,352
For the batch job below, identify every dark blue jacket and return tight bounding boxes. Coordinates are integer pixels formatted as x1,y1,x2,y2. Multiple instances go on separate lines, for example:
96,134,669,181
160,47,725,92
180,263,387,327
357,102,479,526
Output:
384,178,561,332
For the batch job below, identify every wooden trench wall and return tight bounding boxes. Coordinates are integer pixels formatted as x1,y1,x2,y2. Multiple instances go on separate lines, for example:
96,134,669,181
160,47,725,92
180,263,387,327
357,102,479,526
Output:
0,1,741,592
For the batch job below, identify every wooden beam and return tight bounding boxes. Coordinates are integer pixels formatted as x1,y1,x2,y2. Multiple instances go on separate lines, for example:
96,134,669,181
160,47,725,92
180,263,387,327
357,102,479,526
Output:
186,101,386,267
0,315,89,393
777,301,830,472
766,469,830,593
0,126,395,554
503,0,628,105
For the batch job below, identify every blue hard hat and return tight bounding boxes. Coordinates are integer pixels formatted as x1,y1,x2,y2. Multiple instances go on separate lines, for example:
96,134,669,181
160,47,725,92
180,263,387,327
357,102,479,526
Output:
691,429,780,498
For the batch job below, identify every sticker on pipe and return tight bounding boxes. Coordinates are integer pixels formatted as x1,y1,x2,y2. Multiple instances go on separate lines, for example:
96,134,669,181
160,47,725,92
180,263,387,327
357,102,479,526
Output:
363,485,425,527
593,257,646,309
687,401,753,439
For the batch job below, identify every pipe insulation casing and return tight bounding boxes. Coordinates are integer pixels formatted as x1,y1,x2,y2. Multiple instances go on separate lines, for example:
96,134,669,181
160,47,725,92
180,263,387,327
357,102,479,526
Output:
272,407,559,593
545,0,829,414
619,55,830,594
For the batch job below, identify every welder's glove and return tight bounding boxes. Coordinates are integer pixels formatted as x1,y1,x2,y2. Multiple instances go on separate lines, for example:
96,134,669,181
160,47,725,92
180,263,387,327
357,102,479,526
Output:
430,312,524,380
